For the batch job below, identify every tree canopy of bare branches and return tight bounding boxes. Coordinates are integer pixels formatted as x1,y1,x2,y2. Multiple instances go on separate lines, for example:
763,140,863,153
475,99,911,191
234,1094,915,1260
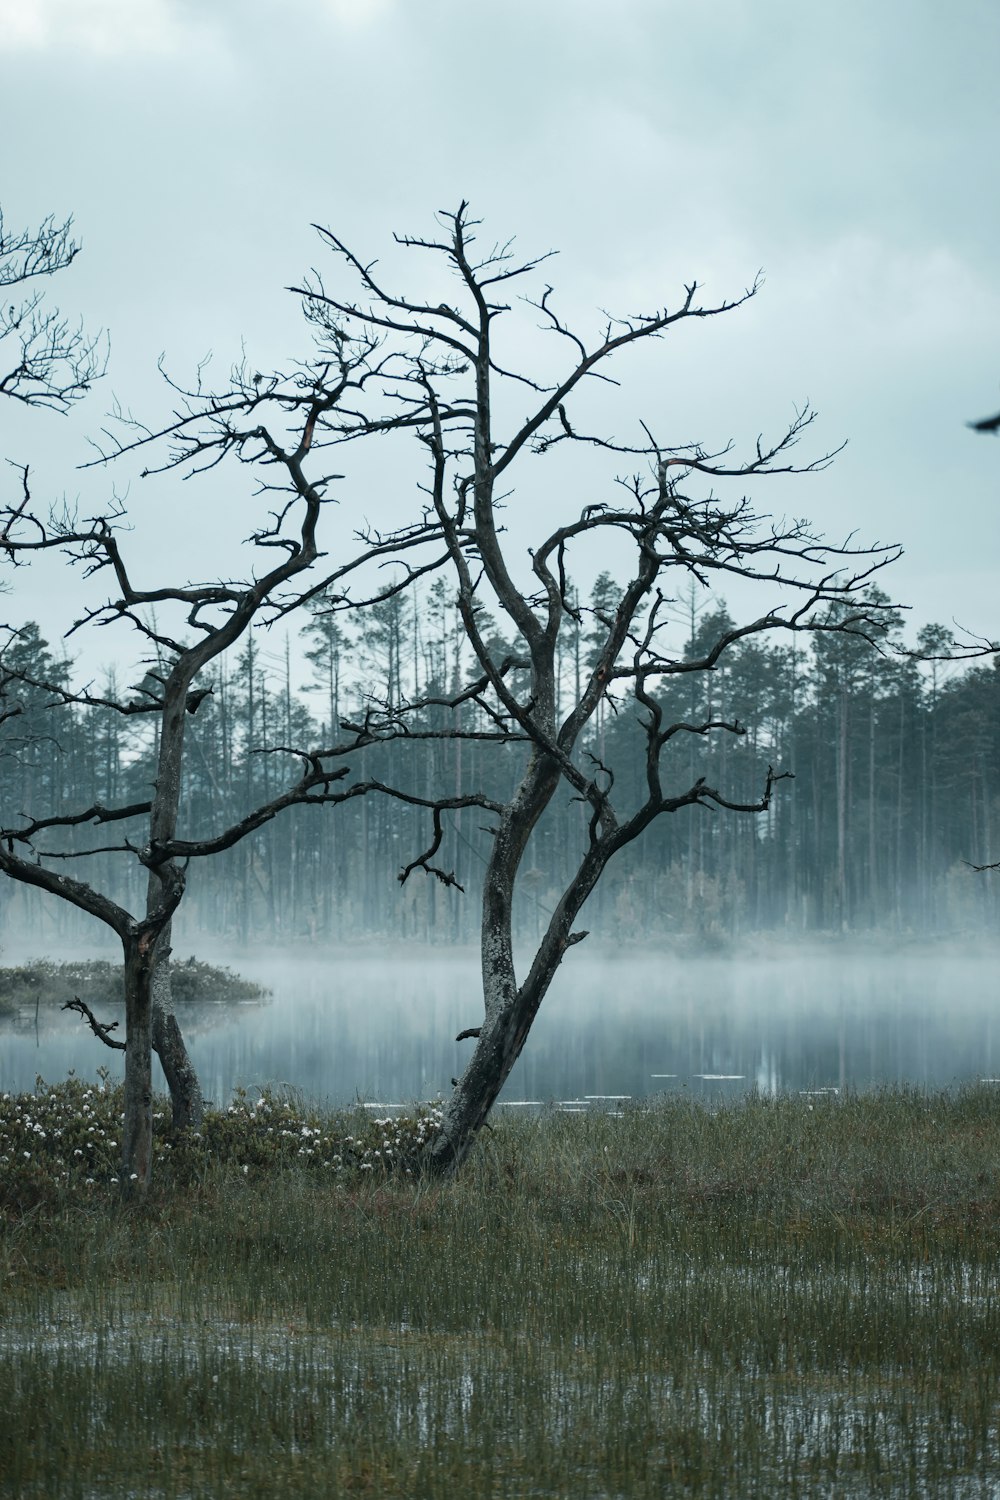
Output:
0,210,107,412
269,203,904,1171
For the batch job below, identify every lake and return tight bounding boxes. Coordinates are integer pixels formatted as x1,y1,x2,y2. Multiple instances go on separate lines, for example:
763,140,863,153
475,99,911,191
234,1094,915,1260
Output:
1,942,998,1108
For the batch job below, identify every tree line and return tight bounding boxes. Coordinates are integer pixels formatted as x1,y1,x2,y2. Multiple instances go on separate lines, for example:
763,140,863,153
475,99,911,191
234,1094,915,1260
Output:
4,576,995,950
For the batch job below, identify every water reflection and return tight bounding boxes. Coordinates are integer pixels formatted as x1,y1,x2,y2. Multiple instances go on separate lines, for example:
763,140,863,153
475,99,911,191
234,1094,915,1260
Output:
0,944,997,1107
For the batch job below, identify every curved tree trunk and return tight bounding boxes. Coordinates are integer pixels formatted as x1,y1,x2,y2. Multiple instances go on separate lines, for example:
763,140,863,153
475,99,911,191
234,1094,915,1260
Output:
150,922,204,1131
425,751,606,1174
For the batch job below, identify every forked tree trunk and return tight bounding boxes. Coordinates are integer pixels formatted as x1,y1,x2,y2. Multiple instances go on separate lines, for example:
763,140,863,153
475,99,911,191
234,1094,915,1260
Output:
425,752,607,1174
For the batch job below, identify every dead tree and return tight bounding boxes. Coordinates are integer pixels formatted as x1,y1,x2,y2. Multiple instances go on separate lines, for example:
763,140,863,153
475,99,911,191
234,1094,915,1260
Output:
0,272,523,1189
0,452,352,1185
291,203,902,1172
0,301,400,1183
0,232,379,1171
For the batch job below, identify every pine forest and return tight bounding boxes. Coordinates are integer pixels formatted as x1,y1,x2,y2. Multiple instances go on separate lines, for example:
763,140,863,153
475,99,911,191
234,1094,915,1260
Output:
3,574,997,951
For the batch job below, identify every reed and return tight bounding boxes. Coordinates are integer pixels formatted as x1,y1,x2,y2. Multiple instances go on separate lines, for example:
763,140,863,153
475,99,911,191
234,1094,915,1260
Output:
3,1085,1000,1496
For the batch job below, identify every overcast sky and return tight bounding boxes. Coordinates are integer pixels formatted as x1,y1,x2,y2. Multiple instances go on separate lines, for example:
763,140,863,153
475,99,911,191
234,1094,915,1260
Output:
2,0,998,681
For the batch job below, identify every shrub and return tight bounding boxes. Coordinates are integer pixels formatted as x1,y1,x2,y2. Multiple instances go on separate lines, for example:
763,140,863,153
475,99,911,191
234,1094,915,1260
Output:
0,1072,444,1215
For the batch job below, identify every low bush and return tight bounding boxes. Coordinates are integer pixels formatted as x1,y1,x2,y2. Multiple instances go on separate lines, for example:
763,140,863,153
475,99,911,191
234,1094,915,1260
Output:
0,1071,444,1214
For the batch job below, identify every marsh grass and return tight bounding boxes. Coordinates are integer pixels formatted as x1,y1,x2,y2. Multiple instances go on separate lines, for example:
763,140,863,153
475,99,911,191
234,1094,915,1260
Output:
3,1085,1000,1496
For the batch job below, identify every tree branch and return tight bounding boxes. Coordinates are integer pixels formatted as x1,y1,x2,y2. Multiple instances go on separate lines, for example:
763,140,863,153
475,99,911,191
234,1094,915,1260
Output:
62,996,126,1051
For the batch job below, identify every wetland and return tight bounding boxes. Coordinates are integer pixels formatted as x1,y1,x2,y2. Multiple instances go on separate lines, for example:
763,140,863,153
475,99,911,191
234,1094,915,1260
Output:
3,942,1000,1495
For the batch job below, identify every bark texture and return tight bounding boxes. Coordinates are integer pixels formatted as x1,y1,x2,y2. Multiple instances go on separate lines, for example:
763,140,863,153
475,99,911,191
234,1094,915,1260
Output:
121,935,155,1190
150,931,204,1131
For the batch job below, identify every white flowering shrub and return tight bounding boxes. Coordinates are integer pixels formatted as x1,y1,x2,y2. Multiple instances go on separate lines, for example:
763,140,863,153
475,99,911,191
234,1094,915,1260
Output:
0,1072,124,1210
0,1073,445,1211
176,1089,445,1179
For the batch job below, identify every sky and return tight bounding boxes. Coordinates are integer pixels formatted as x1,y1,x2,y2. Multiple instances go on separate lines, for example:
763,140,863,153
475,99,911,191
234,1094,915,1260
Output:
1,0,998,684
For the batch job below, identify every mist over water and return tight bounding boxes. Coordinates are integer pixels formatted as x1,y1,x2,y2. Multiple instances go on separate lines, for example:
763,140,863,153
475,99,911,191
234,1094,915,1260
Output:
1,942,998,1108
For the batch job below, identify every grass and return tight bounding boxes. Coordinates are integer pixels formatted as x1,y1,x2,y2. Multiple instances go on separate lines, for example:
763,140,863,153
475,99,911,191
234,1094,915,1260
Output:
0,956,266,1016
3,1083,1000,1496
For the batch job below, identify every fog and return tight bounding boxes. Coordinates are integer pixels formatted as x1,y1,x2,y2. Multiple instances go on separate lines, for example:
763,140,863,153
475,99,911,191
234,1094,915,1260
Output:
2,942,998,1109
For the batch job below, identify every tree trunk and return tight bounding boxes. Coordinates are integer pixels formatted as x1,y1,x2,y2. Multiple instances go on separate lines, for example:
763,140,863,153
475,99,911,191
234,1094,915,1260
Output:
145,676,205,1132
121,933,155,1192
836,687,849,932
150,923,204,1130
867,673,877,927
424,751,603,1174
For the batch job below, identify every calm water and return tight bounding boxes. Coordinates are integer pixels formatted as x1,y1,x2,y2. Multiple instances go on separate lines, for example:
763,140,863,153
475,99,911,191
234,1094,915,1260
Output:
1,944,998,1107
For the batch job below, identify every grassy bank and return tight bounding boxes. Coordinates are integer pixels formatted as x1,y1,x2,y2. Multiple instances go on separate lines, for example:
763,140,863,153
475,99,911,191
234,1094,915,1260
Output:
0,957,266,1018
3,1085,1000,1496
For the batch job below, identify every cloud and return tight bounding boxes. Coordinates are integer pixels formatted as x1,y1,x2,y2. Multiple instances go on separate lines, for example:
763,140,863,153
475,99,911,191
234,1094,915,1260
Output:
320,0,393,27
0,0,218,57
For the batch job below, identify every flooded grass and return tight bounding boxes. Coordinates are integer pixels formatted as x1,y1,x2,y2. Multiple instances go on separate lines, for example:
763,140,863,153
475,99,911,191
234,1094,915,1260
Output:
3,1086,1000,1496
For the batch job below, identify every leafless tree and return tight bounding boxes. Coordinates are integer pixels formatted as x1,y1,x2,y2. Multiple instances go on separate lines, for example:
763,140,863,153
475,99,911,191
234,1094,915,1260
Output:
0,274,520,1189
282,203,903,1172
0,461,375,1186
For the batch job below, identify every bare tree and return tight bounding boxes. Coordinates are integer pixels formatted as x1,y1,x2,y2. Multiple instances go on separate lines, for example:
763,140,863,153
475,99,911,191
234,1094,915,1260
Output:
286,204,902,1172
0,267,520,1188
0,464,380,1186
0,222,382,1178
0,277,386,1181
